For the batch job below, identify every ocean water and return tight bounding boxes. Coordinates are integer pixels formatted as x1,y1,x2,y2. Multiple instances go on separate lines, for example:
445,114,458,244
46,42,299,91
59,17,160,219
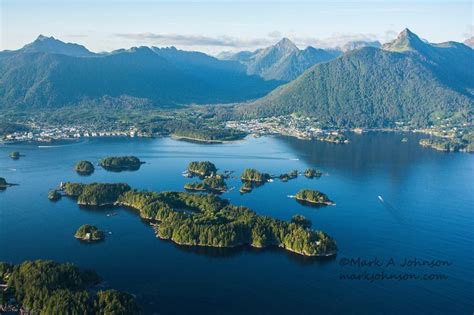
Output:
1,133,473,314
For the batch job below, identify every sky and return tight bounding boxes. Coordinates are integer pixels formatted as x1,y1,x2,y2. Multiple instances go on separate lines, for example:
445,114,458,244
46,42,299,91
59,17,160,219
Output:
1,0,473,55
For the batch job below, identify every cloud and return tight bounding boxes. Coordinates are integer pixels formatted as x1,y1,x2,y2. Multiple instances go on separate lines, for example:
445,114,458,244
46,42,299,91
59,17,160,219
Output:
114,30,395,53
114,32,275,48
291,32,382,49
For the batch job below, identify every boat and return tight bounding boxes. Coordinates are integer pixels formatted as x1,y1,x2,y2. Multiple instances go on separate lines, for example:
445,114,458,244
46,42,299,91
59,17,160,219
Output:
378,196,384,202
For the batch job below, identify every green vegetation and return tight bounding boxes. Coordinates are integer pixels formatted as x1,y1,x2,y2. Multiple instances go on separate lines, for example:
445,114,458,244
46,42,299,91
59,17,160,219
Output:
0,260,139,314
318,134,348,144
279,170,298,182
291,215,312,229
304,168,322,179
239,181,253,194
241,168,271,182
60,182,337,256
62,182,131,206
419,137,473,152
100,156,142,171
48,189,61,201
185,175,227,193
295,189,334,206
235,30,473,128
9,151,20,159
187,161,217,176
173,127,246,142
74,160,95,175
74,224,104,241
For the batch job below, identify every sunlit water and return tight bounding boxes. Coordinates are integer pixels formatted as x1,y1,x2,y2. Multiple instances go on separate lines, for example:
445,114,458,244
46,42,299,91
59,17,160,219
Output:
1,133,473,314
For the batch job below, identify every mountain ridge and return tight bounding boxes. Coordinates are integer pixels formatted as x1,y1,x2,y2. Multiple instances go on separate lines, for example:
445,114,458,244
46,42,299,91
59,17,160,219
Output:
234,29,474,128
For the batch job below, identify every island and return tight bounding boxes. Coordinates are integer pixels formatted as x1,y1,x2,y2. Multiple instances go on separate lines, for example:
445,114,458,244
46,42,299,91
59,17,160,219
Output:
99,156,143,171
48,189,62,201
304,168,322,179
74,224,105,241
0,260,140,314
295,189,335,206
239,181,253,194
0,177,16,190
74,160,95,175
240,168,271,183
58,181,338,257
186,161,217,177
279,170,298,182
184,175,227,193
0,177,8,188
9,151,20,159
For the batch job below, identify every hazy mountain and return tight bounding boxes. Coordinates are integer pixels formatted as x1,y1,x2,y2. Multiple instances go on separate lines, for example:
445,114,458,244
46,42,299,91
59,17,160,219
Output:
0,37,280,109
464,36,474,48
219,38,341,81
340,40,381,52
235,29,474,128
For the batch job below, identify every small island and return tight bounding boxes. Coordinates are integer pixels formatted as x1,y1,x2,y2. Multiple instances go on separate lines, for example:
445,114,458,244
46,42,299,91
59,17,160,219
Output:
239,181,253,194
295,189,335,206
186,161,217,177
58,181,338,257
304,168,322,179
240,168,271,183
74,160,95,175
0,177,8,188
99,156,143,171
0,177,16,190
74,224,105,241
9,151,21,160
279,170,298,182
184,174,227,193
48,189,62,201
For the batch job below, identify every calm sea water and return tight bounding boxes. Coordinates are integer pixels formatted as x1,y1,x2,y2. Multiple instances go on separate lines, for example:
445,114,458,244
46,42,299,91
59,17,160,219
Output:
1,133,473,314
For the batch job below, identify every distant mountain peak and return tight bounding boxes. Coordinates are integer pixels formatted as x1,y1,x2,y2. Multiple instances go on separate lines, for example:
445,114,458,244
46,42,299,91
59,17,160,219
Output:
383,28,425,52
22,34,94,57
274,37,298,52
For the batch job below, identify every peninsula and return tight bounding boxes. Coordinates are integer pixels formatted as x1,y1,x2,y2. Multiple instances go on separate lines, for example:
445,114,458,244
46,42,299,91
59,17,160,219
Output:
59,182,338,257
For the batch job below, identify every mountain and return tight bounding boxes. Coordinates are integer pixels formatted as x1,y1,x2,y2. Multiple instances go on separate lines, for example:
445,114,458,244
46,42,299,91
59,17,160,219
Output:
340,40,381,52
0,36,281,109
235,29,474,128
17,35,95,57
219,38,341,81
465,37,474,48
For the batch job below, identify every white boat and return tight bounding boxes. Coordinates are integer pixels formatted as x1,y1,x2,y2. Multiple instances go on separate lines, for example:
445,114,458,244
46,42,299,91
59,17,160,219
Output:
378,196,384,202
